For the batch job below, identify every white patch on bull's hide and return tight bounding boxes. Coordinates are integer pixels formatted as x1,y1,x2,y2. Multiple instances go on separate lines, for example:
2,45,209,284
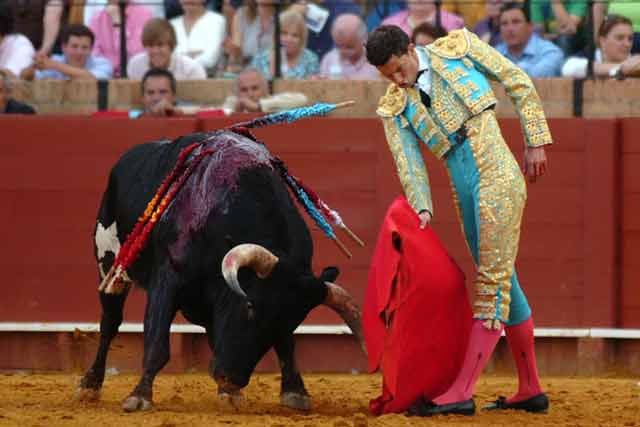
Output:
95,221,121,259
95,221,134,284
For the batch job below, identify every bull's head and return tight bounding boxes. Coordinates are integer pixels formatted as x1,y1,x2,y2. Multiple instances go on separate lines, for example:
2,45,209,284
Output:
212,243,364,391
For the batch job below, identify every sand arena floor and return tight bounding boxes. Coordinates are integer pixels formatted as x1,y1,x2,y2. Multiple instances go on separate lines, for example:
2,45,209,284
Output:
0,372,638,427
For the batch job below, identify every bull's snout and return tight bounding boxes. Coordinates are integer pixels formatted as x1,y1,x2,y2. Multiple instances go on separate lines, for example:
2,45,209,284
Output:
211,365,247,394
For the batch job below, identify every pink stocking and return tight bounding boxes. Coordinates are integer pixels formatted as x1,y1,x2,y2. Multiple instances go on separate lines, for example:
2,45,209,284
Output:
433,319,503,404
505,317,543,403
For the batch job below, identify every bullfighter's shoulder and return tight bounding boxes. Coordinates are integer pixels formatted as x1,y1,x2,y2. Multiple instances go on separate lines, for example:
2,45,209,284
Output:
376,83,407,118
427,28,470,59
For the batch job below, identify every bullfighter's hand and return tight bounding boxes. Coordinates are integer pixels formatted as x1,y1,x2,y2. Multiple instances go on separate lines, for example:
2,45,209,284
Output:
418,210,432,229
524,146,547,184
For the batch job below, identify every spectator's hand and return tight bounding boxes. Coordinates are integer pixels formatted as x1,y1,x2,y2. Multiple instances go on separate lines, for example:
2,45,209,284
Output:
236,96,260,112
148,99,182,117
33,52,52,70
418,210,431,229
523,146,547,183
621,55,640,77
223,37,239,55
310,74,327,80
557,20,577,35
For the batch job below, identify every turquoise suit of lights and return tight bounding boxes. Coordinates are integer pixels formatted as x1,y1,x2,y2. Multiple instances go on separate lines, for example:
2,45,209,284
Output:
377,28,553,327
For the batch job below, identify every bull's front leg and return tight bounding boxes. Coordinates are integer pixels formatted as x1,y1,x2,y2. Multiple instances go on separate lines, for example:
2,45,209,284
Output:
122,267,178,412
274,333,311,411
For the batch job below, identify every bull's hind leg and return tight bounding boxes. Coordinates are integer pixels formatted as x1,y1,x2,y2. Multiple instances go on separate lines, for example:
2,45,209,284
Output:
123,265,179,412
275,333,312,411
75,288,130,401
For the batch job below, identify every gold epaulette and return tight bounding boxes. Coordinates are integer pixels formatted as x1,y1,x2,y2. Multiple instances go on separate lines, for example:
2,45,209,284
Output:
428,28,471,59
376,83,407,117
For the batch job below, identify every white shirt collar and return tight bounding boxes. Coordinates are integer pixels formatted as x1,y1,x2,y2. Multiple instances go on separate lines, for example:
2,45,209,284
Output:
414,47,431,93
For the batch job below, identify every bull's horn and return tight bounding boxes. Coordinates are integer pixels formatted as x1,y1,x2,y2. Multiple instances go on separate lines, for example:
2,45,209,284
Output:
323,282,367,355
221,244,279,298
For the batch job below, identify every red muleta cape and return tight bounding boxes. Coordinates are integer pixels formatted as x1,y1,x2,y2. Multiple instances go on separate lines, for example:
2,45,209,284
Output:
363,196,472,415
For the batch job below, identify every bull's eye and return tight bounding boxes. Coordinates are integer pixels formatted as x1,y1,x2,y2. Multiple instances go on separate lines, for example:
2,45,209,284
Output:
246,300,255,320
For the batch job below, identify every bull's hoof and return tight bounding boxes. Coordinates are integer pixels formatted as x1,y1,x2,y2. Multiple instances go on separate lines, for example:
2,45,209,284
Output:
218,390,245,409
281,392,312,411
73,386,101,402
122,395,153,412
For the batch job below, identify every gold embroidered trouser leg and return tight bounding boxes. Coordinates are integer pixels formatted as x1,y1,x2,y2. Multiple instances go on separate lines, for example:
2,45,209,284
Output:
444,110,527,327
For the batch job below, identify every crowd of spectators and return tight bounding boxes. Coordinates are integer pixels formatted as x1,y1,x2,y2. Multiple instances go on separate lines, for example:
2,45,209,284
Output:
1,0,639,116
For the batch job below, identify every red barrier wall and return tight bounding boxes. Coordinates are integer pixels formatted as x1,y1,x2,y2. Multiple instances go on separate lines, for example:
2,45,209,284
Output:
0,116,630,328
621,119,640,328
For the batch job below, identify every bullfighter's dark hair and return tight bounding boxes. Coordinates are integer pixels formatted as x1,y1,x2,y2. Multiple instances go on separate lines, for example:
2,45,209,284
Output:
141,68,177,95
0,3,14,37
365,25,410,67
499,2,531,23
61,24,96,46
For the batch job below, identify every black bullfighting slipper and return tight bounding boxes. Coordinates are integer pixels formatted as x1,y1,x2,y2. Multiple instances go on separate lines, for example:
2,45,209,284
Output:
406,396,476,417
483,393,549,413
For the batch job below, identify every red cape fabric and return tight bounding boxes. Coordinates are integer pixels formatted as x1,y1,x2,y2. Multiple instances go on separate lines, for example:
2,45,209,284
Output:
363,196,472,415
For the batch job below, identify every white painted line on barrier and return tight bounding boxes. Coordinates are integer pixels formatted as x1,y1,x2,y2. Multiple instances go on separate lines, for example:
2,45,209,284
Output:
0,323,639,338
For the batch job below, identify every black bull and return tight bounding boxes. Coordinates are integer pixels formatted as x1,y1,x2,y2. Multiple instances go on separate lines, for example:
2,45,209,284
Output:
75,130,364,412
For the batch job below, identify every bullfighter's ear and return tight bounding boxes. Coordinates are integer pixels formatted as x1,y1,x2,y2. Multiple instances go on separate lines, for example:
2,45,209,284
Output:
319,266,340,283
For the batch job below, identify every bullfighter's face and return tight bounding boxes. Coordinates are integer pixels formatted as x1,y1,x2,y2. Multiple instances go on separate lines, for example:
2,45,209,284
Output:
376,47,420,89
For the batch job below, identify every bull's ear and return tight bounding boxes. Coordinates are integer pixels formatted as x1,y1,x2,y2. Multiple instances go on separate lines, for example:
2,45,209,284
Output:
319,266,340,283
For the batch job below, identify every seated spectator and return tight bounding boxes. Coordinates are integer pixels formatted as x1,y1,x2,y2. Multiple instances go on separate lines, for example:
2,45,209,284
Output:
127,18,206,80
21,24,113,80
89,0,153,77
170,0,226,73
1,3,36,78
227,0,274,71
251,10,319,80
319,14,379,80
473,0,503,47
288,0,362,60
496,2,564,78
0,69,35,114
563,14,640,79
222,67,308,113
381,0,464,36
411,21,447,46
129,67,186,117
593,1,640,54
530,0,587,55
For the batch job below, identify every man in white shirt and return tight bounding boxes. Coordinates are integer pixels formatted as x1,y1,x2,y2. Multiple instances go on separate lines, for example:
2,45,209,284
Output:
319,14,379,80
222,68,308,113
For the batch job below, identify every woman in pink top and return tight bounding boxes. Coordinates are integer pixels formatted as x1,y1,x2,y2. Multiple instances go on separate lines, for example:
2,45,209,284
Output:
381,0,464,35
89,0,153,77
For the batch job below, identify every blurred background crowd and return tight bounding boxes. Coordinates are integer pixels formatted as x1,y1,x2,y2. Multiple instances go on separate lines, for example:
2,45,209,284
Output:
1,0,639,115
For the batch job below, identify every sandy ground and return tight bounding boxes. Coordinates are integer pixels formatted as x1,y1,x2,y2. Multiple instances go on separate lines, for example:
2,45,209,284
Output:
0,372,638,427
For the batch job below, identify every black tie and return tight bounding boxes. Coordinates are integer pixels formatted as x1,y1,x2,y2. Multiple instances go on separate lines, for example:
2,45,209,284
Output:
416,69,431,108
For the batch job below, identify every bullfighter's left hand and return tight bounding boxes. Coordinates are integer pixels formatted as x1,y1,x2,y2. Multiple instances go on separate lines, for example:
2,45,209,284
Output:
523,146,547,184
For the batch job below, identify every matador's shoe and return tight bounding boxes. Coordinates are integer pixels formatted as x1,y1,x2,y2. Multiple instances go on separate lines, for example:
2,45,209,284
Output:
406,396,476,417
483,393,549,413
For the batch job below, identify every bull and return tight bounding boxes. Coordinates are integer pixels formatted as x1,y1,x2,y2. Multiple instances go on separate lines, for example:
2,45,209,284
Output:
75,129,364,412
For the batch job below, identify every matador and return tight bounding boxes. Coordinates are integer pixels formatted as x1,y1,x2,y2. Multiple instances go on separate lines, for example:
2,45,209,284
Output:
365,25,552,416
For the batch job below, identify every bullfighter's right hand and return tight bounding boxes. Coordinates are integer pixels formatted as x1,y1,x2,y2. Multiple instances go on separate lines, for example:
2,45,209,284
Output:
418,210,432,229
